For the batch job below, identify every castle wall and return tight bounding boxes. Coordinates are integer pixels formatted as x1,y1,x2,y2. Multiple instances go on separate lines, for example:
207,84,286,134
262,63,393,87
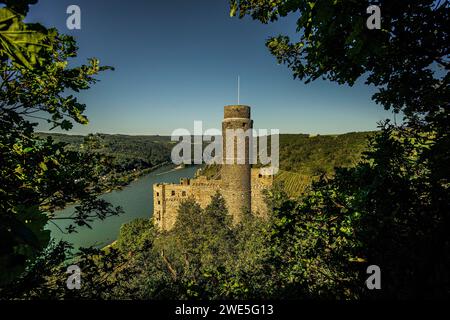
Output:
153,169,272,231
154,176,224,230
251,169,273,218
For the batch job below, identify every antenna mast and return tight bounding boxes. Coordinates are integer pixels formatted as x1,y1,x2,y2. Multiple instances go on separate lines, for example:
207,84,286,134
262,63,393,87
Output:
238,75,240,105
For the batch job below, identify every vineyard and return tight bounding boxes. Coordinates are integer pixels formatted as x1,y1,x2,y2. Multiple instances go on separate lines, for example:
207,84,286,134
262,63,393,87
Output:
274,170,314,197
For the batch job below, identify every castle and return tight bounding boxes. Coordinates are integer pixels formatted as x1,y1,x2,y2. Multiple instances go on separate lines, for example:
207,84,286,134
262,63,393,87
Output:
153,105,273,230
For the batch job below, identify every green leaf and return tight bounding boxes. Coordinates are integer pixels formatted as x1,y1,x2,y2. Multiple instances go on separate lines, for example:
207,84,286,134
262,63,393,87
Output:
39,161,47,171
230,1,237,17
0,7,49,69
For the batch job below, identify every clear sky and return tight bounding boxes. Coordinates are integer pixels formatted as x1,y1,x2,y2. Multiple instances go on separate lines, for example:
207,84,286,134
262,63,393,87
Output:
27,0,394,135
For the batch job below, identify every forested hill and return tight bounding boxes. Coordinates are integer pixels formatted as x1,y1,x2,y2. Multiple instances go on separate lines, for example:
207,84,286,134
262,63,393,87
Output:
36,133,174,172
279,131,376,176
195,131,376,196
199,131,376,197
34,133,174,190
36,131,375,177
276,131,376,196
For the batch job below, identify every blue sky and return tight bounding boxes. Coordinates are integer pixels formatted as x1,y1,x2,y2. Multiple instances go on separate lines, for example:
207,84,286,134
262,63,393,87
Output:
27,0,394,135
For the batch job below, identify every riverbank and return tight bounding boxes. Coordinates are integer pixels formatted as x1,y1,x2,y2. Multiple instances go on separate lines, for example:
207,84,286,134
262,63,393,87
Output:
45,161,173,214
105,161,173,193
47,165,199,249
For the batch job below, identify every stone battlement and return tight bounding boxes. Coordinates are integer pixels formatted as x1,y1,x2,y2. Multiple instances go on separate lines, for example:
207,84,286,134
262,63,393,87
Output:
224,105,251,119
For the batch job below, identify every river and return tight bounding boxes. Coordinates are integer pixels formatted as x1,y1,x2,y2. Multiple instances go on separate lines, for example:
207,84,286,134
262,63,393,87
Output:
46,165,198,248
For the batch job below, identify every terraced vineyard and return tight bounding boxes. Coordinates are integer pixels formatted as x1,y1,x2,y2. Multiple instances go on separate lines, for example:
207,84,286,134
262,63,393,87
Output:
274,170,314,197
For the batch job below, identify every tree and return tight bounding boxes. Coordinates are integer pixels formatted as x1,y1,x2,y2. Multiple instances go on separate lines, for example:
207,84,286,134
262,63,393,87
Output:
0,0,121,294
0,1,48,69
231,0,450,298
156,194,237,299
263,185,362,299
108,194,271,300
231,0,449,128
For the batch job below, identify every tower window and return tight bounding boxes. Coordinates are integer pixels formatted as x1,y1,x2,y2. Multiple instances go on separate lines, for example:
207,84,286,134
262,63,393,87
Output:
158,200,161,205
171,190,175,196
156,192,159,197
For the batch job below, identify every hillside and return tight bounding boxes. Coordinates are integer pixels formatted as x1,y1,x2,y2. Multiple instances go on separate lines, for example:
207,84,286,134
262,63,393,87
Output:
35,133,174,190
201,131,376,196
36,133,173,172
36,131,375,195
279,131,375,176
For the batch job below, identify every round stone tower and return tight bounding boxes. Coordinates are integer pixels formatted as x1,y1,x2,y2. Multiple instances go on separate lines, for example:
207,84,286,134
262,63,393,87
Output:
221,105,253,223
